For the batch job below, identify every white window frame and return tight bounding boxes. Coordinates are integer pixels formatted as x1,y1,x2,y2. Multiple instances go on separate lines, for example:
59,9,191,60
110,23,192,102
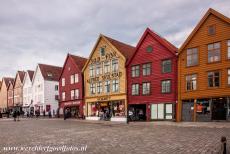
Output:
62,78,65,87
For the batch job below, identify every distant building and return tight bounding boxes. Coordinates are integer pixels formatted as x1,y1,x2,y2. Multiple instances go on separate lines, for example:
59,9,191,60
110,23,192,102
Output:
7,80,14,112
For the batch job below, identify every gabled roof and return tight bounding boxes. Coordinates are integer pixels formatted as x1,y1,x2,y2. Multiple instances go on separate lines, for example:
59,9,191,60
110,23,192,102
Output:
7,80,14,90
3,77,14,88
82,34,135,72
38,64,62,81
179,8,230,53
127,28,177,65
60,54,87,79
27,70,34,81
18,71,26,82
0,81,2,90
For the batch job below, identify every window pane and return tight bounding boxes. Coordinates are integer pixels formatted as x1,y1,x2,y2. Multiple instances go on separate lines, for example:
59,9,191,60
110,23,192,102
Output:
187,48,198,66
208,42,220,63
157,104,164,119
228,69,230,85
151,104,157,119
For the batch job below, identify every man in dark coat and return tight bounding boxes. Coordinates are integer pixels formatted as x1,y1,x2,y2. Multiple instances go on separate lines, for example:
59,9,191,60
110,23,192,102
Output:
13,110,17,121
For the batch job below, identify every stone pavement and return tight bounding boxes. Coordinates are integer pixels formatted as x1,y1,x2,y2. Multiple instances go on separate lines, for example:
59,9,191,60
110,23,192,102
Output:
0,118,229,154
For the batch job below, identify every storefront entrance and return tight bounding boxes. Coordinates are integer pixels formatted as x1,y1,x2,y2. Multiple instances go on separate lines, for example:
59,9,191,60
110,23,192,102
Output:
211,98,227,120
64,106,80,118
128,104,146,121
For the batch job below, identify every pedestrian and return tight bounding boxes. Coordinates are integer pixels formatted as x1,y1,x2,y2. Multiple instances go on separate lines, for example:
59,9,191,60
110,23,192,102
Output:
43,110,45,118
13,110,17,121
48,110,51,118
53,109,55,118
0,110,2,118
17,110,20,121
64,109,67,120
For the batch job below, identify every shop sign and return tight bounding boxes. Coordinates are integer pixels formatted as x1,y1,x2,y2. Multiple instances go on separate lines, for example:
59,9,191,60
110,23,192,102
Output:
87,77,99,83
90,51,119,64
102,72,122,80
100,102,108,107
64,101,80,106
97,96,111,101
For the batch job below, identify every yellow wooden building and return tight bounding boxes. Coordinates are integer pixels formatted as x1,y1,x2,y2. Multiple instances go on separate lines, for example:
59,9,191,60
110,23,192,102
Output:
82,34,135,122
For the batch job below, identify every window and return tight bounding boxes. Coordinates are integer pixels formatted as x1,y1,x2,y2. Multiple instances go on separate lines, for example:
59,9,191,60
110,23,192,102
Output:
146,45,153,53
151,104,173,120
104,61,110,73
74,74,79,83
228,69,230,85
112,79,119,92
89,65,94,77
75,89,79,99
62,78,65,86
105,81,110,93
71,90,74,100
62,92,65,101
132,84,139,95
97,82,103,94
100,47,105,56
70,75,74,84
208,25,216,35
112,59,119,72
55,85,58,91
187,48,198,66
96,63,101,76
143,63,151,76
131,65,140,77
186,74,197,91
208,42,220,63
90,83,96,95
142,82,150,95
162,80,171,93
162,59,172,73
208,71,220,87
228,40,230,59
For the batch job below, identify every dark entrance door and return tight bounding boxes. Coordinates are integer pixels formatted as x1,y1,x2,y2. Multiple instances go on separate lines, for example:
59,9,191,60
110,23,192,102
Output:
182,102,194,122
129,104,146,121
212,98,227,120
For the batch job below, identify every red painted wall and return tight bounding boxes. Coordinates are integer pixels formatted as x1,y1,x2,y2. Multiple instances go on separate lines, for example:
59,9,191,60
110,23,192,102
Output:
127,32,177,120
59,55,84,116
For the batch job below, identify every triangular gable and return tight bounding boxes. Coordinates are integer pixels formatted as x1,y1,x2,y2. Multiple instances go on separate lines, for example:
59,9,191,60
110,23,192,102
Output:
127,28,177,66
82,34,135,72
31,65,42,85
179,8,230,54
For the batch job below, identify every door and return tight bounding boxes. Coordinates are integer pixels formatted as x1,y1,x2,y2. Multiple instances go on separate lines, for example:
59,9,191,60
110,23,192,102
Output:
182,102,194,121
212,98,227,120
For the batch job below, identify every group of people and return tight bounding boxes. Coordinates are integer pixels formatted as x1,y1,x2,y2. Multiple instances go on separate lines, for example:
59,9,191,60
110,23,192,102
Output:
13,110,21,121
99,108,111,120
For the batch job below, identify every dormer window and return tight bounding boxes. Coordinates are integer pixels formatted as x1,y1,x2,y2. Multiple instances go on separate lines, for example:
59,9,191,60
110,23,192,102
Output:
208,25,216,35
146,45,153,53
100,47,105,56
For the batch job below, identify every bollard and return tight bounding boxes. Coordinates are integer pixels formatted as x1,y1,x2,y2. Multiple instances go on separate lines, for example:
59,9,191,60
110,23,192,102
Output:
221,136,227,154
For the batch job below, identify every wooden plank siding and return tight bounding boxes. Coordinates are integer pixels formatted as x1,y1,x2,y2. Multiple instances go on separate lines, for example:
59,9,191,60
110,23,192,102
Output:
177,9,230,121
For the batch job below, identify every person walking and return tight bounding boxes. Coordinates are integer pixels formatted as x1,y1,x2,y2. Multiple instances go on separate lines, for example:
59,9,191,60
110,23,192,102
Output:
48,110,51,118
13,110,17,121
43,110,45,118
17,110,20,121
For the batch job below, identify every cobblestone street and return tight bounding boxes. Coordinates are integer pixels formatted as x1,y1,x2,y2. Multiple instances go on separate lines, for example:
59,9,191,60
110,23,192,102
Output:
0,118,229,154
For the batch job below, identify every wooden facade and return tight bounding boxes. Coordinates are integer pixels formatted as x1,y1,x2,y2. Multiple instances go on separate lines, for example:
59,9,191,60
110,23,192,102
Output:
7,81,14,110
59,54,87,118
83,34,135,122
127,28,178,121
13,71,25,109
177,9,230,122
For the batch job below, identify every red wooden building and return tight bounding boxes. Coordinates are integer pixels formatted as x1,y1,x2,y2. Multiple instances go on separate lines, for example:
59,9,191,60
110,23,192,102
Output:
59,54,87,118
127,28,178,121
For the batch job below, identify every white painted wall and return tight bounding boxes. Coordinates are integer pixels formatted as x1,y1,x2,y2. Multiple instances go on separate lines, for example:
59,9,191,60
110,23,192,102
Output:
23,72,33,108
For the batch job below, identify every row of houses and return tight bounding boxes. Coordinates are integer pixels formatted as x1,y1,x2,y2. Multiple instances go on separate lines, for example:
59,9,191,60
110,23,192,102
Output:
0,8,229,122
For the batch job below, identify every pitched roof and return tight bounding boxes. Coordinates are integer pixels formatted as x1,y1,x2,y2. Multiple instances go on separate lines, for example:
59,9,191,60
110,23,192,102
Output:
38,64,62,81
69,54,88,70
179,8,230,53
27,70,34,81
17,71,26,82
0,81,2,90
127,28,177,65
103,35,136,62
3,77,14,87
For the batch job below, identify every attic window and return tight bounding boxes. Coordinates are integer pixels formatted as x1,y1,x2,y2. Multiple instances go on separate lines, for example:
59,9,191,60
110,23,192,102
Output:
100,47,105,56
208,25,216,35
47,73,53,77
146,45,153,53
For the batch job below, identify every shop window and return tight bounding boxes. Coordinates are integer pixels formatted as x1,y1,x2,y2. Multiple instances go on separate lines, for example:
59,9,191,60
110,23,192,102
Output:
143,63,151,76
187,48,198,67
142,82,150,95
161,80,171,93
151,104,173,120
112,59,119,72
97,82,103,94
132,84,139,95
74,74,79,83
228,40,230,59
165,104,173,119
104,61,110,74
90,83,96,95
196,100,210,115
90,103,98,116
228,69,230,85
62,92,65,101
89,64,95,77
186,74,197,91
131,65,140,77
208,71,220,87
62,78,65,87
162,59,172,73
104,81,110,93
71,90,74,100
96,62,101,76
112,79,119,92
112,101,125,117
70,75,74,84
208,42,220,63
46,105,51,112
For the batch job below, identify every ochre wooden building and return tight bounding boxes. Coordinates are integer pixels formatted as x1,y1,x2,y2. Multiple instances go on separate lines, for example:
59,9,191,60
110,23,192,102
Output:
83,34,135,122
177,8,230,122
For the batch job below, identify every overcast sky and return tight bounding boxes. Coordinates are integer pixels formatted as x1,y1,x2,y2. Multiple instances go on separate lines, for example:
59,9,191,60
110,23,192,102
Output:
0,0,229,79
